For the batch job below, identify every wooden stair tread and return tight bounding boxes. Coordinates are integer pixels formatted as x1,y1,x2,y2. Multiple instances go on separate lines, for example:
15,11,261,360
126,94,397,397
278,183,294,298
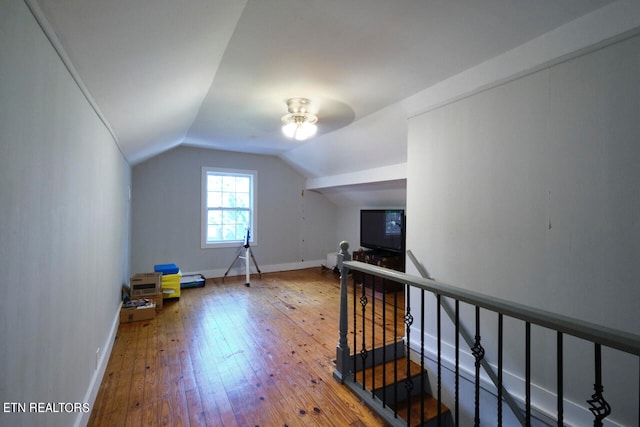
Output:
355,359,424,391
395,395,450,427
353,358,450,426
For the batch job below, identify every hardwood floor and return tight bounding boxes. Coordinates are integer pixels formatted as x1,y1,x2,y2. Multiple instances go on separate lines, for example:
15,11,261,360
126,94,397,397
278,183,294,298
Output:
88,267,403,427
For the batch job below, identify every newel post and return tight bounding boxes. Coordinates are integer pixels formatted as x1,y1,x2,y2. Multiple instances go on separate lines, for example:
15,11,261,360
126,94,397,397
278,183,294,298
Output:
333,240,351,383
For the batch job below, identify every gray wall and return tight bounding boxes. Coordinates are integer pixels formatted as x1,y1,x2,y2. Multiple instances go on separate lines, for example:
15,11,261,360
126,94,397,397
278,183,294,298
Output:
0,2,131,426
131,146,337,276
407,34,640,426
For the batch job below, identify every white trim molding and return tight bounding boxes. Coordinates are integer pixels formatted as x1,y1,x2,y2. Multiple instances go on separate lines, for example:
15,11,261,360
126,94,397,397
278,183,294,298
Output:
75,302,122,427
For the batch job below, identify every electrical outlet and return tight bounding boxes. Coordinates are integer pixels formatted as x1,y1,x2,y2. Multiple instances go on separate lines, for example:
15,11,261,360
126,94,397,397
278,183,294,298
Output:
96,347,101,370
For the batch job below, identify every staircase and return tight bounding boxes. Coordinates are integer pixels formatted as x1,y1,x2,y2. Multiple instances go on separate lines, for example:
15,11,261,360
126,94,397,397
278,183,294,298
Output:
335,242,640,426
341,341,452,427
355,357,451,426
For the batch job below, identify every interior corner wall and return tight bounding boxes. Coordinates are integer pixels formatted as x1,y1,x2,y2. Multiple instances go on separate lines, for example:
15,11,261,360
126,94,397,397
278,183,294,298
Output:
335,206,362,254
0,2,131,426
131,146,337,276
406,34,640,426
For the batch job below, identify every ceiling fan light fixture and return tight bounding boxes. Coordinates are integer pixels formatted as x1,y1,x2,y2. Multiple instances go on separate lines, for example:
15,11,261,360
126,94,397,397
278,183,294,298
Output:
281,98,318,141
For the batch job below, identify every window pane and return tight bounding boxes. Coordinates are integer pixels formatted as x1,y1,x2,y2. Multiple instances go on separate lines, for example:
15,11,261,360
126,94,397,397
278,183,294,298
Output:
222,192,236,208
207,225,222,241
207,209,222,225
222,225,236,240
207,191,222,208
235,192,249,208
222,176,235,192
237,215,249,230
236,176,250,193
207,175,222,191
237,210,249,224
222,210,236,224
236,224,246,239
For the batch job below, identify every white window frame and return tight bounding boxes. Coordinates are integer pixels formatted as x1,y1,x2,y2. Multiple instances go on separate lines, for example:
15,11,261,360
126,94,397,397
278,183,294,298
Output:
201,167,257,249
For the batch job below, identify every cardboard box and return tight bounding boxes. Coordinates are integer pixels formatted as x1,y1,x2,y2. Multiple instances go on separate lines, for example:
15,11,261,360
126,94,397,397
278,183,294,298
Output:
144,292,163,310
122,286,163,310
130,272,161,297
120,301,156,323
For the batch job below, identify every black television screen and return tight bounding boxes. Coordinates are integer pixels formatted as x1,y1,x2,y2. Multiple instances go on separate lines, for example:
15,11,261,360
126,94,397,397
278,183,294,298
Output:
360,209,405,253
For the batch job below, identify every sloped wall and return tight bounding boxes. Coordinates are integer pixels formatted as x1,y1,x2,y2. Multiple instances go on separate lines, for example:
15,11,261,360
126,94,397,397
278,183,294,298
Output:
0,2,131,427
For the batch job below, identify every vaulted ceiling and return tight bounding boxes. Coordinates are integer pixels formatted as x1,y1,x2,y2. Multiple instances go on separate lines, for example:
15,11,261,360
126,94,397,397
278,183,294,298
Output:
33,0,616,190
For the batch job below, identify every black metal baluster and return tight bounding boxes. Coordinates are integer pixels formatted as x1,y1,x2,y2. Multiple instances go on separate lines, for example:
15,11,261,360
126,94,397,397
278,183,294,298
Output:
587,343,611,427
455,300,460,427
393,280,399,418
498,313,503,427
420,289,425,426
472,306,485,427
526,322,531,426
371,277,376,397
404,287,414,427
557,332,563,426
352,272,357,379
382,282,388,408
360,274,369,390
437,294,442,426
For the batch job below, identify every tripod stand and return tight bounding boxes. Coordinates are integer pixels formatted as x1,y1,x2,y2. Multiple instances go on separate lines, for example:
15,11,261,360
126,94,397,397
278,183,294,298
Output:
223,229,261,286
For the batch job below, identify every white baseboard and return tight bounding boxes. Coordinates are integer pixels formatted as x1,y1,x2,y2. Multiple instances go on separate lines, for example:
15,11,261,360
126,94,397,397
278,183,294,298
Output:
188,258,326,279
75,301,122,427
407,327,624,427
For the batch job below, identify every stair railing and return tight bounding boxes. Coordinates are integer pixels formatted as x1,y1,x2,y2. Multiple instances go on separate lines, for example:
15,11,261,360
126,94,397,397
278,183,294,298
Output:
407,249,526,426
334,241,426,427
333,241,640,427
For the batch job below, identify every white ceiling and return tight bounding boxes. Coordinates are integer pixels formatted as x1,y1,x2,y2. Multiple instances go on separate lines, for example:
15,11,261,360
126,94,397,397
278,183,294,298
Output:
34,0,616,185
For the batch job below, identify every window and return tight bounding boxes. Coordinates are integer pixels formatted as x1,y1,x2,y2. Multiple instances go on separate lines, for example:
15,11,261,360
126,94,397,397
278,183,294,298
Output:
201,167,256,248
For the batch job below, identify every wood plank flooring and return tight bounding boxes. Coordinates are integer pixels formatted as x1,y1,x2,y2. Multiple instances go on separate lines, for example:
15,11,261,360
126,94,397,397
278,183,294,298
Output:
88,267,404,427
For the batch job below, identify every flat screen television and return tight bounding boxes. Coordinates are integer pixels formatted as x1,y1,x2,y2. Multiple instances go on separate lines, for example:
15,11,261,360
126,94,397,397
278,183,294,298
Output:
360,209,405,253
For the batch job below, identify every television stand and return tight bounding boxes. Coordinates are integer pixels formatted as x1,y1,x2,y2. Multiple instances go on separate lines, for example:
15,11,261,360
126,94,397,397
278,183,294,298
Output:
352,249,405,293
